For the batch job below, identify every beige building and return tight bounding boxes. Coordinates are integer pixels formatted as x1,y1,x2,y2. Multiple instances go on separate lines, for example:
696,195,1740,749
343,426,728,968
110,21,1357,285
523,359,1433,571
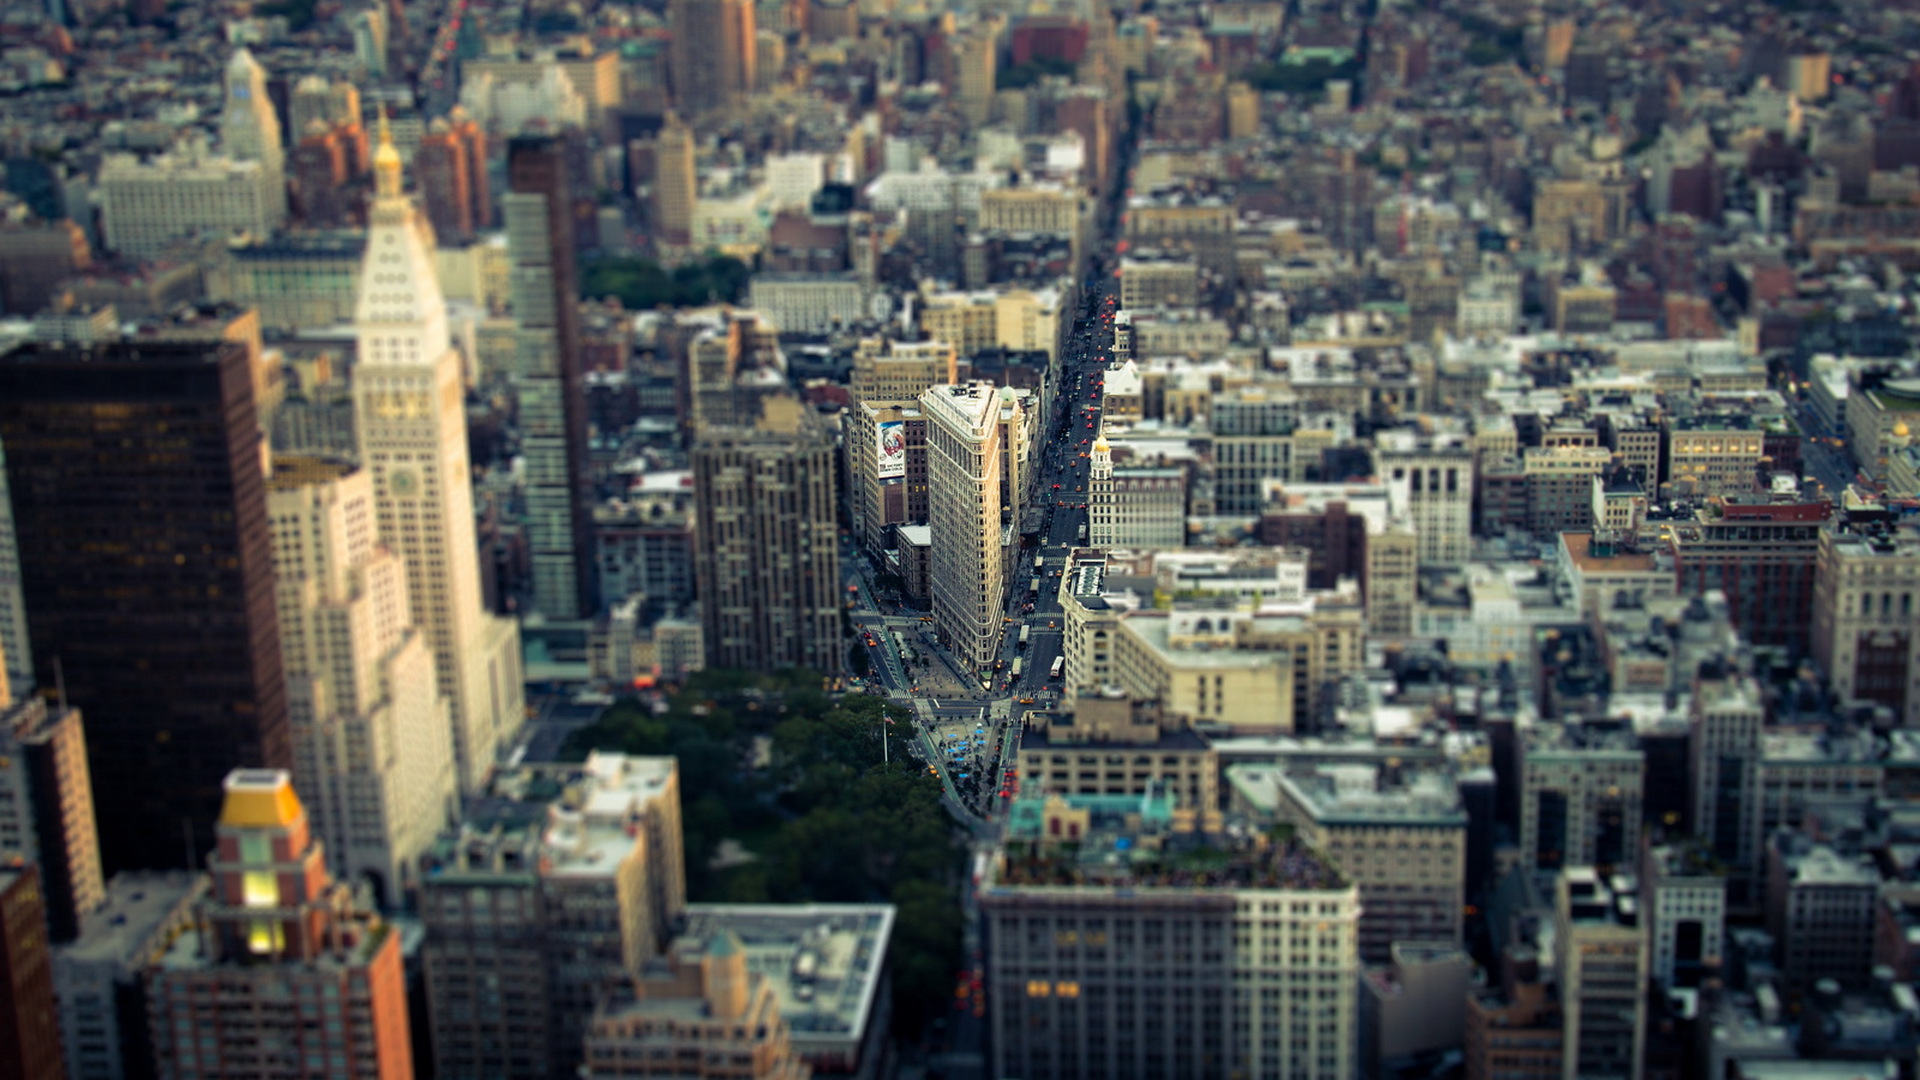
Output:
1664,418,1763,498
1844,376,1920,484
98,148,285,258
583,932,808,1080
850,337,956,405
1111,611,1296,734
265,456,455,906
924,382,1010,673
354,126,524,797
1378,433,1475,569
652,113,697,248
1812,516,1920,728
691,401,842,675
1017,689,1218,811
1229,762,1467,963
1555,868,1650,1080
983,800,1359,1080
423,753,687,1079
1119,257,1200,310
1520,723,1644,873
979,185,1086,235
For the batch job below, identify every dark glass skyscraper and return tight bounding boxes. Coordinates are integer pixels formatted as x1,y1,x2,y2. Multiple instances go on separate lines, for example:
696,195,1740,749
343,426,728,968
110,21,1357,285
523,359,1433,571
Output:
0,339,291,873
507,135,597,618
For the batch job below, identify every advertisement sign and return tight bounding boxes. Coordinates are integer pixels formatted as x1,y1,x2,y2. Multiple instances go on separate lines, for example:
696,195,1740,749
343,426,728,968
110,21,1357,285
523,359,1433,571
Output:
877,420,907,480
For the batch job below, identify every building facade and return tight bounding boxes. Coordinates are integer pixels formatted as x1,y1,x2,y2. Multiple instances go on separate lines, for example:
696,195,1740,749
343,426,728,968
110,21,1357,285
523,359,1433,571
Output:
265,456,456,907
353,120,525,796
923,382,1010,674
145,770,413,1080
690,402,842,674
0,338,291,873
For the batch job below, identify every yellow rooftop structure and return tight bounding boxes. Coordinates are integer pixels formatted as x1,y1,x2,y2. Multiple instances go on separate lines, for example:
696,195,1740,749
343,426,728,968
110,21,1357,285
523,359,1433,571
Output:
218,769,305,830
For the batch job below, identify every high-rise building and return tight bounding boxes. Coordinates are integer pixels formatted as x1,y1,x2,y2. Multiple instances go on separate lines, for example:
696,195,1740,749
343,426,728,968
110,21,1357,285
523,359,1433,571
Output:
53,872,205,1080
353,117,525,796
0,338,291,873
690,398,841,675
1765,832,1879,992
1642,842,1725,989
1087,434,1186,548
923,382,1009,674
1666,495,1829,656
1553,868,1648,1080
668,0,753,115
448,108,492,229
0,866,63,1080
145,769,414,1080
651,113,697,249
1520,723,1644,874
507,135,597,620
1229,762,1466,963
1689,667,1764,902
219,48,286,221
265,456,456,907
983,794,1360,1080
1377,434,1474,569
1812,513,1920,728
292,122,353,228
422,753,685,1080
951,30,997,127
416,120,475,244
0,697,103,942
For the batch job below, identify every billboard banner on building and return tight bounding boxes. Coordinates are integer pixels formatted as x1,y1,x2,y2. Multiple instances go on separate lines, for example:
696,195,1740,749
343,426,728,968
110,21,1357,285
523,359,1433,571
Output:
877,420,907,480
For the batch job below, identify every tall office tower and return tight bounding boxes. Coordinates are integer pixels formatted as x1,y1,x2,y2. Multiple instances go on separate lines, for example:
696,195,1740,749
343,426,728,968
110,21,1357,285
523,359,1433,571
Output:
219,48,287,221
923,382,1007,675
146,770,414,1080
1689,668,1763,904
1553,868,1648,1080
292,122,352,228
1519,723,1644,874
0,438,28,696
1813,515,1920,728
0,338,291,873
422,753,685,1080
266,456,457,906
668,0,753,115
416,120,475,244
983,798,1360,1080
652,112,697,248
446,108,491,228
0,866,63,1080
1087,434,1186,549
507,136,596,619
690,399,841,674
0,697,103,942
1378,433,1475,570
951,30,997,127
353,118,525,796
351,7,388,79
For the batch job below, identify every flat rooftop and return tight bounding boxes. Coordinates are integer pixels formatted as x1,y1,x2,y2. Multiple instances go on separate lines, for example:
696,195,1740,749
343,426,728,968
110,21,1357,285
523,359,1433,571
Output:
1228,763,1466,828
58,873,206,969
678,903,895,1064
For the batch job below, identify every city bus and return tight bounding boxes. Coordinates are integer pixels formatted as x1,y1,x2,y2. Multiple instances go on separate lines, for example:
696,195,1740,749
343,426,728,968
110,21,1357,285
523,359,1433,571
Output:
1010,658,1023,679
1048,656,1065,680
1033,554,1044,571
1018,625,1030,648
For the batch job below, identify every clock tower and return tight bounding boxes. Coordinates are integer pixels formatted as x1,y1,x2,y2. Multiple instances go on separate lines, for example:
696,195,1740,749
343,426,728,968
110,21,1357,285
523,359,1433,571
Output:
353,112,525,795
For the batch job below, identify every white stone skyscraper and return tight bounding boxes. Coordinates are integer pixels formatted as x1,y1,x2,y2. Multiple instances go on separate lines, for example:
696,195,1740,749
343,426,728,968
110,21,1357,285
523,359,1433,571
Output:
923,381,1008,675
354,115,525,795
219,47,286,220
266,455,455,906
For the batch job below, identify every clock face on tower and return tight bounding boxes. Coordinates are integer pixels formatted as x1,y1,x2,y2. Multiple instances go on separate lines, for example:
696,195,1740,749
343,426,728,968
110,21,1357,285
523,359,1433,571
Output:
389,468,418,497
